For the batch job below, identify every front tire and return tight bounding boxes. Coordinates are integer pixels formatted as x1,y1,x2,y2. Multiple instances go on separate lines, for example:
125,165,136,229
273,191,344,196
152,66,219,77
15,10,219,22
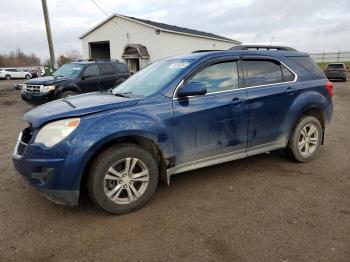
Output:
25,74,31,79
288,116,323,162
87,143,159,214
59,90,78,98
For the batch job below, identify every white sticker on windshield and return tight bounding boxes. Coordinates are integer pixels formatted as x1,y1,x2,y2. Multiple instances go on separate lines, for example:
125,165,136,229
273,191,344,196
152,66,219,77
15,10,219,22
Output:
168,62,190,69
73,67,81,70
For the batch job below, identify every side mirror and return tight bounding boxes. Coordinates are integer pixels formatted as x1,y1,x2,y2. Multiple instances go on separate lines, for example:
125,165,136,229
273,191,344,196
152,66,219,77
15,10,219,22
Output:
82,74,92,80
177,81,207,97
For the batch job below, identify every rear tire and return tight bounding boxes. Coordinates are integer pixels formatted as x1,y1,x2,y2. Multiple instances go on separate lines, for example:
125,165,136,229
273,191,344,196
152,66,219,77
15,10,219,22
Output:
59,90,78,98
87,143,159,214
5,75,11,80
288,116,323,163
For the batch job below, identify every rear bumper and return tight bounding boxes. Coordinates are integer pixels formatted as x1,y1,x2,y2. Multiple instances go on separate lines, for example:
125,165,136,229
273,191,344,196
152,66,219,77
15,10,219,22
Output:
21,91,54,106
324,72,347,79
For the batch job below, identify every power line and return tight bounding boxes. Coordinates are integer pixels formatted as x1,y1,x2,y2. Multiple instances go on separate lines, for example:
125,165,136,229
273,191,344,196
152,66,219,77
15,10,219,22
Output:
89,0,129,38
95,0,117,14
90,0,110,17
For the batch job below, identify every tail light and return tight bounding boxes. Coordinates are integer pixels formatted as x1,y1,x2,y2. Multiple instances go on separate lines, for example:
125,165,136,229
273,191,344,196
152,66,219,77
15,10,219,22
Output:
325,81,334,97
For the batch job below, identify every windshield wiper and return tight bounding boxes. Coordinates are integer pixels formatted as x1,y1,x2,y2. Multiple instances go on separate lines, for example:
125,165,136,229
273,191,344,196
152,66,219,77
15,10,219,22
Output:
114,92,132,98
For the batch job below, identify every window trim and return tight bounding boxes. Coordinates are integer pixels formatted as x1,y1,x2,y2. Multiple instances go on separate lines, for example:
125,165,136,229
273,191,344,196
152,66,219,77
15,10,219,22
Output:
241,58,297,89
173,57,241,99
173,57,298,99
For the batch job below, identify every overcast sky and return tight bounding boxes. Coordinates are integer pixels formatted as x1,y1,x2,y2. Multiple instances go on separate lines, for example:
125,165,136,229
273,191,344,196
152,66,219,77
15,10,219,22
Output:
1,0,349,60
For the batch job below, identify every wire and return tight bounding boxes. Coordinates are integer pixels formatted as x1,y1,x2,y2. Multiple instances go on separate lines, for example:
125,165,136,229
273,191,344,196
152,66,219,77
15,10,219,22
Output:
90,0,110,17
89,0,129,39
95,0,117,14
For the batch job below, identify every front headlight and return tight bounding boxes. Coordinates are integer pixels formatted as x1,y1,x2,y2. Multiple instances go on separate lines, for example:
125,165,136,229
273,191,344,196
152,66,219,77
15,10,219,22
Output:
41,85,55,93
21,84,26,93
35,118,80,147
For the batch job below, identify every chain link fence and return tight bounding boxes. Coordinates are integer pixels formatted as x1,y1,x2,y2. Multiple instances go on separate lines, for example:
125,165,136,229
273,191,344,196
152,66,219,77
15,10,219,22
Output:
310,51,350,63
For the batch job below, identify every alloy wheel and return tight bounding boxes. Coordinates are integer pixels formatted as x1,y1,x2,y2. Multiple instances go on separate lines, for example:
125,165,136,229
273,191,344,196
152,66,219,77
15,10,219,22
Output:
297,123,319,157
103,157,150,204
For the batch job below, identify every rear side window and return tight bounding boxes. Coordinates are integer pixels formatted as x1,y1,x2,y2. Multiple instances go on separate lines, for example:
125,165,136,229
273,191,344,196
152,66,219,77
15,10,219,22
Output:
190,61,239,93
243,60,283,87
115,63,128,73
281,65,295,82
99,64,115,76
288,56,324,77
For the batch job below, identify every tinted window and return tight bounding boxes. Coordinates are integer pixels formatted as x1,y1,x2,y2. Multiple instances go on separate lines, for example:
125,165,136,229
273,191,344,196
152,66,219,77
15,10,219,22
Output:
281,65,295,82
244,60,283,87
99,64,115,76
115,63,128,73
83,65,99,77
288,56,324,77
327,64,345,69
190,61,239,93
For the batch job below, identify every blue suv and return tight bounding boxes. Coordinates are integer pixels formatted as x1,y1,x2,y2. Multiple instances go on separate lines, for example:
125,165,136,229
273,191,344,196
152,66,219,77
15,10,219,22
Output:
12,45,333,214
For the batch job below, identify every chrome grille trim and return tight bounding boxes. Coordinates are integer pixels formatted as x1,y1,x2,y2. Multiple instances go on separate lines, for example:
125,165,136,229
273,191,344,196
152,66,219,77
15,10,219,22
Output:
25,84,42,93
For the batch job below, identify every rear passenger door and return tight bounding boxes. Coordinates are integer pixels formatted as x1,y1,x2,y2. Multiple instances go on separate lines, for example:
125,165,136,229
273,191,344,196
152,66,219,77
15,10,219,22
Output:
242,57,298,152
99,63,117,90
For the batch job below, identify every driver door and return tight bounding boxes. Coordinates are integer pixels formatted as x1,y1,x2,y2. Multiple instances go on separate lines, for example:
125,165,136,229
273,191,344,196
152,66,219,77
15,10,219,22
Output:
172,58,248,169
78,64,101,93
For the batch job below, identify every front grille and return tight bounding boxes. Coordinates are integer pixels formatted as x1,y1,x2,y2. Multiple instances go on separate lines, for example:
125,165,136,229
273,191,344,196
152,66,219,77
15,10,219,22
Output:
25,85,42,93
13,126,33,158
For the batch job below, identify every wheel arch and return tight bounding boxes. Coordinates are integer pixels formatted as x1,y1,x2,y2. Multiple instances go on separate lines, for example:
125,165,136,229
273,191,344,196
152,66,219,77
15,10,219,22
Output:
79,134,168,199
55,85,82,98
288,106,326,145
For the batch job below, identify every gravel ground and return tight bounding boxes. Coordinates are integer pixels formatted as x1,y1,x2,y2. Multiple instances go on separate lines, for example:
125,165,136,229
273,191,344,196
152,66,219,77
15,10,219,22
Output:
0,78,349,262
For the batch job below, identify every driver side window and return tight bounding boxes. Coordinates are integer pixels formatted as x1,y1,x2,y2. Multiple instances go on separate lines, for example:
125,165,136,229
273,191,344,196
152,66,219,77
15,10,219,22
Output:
83,65,99,78
189,61,239,94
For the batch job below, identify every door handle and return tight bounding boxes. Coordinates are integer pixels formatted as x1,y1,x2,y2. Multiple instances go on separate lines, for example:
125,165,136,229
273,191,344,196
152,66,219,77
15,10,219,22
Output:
286,87,296,95
230,97,245,106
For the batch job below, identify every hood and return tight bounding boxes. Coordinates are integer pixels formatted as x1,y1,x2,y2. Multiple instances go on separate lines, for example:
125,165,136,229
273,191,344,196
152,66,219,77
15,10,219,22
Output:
24,92,139,127
25,76,70,86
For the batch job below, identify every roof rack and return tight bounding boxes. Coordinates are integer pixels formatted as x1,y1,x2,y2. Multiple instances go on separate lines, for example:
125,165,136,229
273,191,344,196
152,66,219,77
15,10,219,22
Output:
77,59,119,62
229,45,297,51
192,50,224,53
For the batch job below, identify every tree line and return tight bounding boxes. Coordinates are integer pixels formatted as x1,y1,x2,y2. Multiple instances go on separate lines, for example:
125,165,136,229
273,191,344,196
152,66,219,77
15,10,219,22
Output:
0,49,41,67
0,49,82,68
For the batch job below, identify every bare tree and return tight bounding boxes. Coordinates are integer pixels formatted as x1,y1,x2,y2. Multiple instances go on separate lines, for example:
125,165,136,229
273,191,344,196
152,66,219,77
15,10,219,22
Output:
56,49,83,67
0,49,41,67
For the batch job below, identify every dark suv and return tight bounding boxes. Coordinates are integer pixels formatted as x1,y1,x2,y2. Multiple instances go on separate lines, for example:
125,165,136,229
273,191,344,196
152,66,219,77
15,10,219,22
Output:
12,45,333,214
324,63,347,82
21,60,129,105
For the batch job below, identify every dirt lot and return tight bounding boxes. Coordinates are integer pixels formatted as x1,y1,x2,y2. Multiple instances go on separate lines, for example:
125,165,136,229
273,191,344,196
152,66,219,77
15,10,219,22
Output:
0,79,349,262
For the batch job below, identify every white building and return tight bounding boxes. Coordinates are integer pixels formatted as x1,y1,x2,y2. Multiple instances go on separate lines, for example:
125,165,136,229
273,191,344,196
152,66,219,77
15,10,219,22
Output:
80,14,240,72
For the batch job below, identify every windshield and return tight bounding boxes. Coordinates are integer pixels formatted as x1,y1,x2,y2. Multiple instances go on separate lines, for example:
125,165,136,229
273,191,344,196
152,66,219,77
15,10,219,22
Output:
113,59,193,97
54,63,84,78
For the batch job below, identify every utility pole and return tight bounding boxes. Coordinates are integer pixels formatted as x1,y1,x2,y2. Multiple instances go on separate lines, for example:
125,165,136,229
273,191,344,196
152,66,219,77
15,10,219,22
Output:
41,0,56,68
